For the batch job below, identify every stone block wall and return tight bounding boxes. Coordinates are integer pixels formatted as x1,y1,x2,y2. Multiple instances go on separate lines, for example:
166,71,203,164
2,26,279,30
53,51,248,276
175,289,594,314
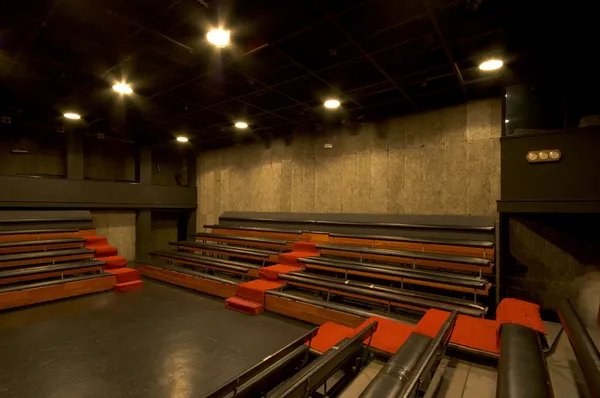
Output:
197,98,502,231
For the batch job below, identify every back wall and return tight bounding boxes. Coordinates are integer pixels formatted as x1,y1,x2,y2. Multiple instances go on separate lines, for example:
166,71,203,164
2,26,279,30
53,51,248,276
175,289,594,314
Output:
197,98,501,229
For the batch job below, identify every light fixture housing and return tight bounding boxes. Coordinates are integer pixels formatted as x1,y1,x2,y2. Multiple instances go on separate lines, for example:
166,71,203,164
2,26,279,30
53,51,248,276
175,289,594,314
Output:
63,112,81,120
479,59,504,71
324,99,341,109
207,29,230,47
113,82,133,94
234,121,248,129
176,136,189,143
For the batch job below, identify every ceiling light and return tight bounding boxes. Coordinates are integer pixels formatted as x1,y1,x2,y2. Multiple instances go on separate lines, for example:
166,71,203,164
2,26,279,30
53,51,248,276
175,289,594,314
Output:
207,29,230,47
234,121,248,129
113,82,133,94
324,99,341,109
479,59,504,71
63,112,81,120
176,136,189,143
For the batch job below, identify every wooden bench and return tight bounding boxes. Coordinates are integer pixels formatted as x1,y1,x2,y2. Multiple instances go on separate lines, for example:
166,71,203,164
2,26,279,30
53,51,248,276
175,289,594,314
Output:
298,257,490,296
0,238,86,254
190,232,293,251
0,260,105,285
0,248,96,269
279,272,486,318
316,244,493,275
170,241,280,264
151,250,261,278
328,233,494,260
204,225,307,241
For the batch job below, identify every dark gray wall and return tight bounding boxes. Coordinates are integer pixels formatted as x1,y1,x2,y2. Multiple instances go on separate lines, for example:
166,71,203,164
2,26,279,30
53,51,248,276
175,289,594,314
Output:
83,137,136,182
0,132,65,177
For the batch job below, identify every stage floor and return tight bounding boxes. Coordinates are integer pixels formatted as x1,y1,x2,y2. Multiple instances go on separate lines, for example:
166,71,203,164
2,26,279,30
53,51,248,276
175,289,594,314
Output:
0,279,311,398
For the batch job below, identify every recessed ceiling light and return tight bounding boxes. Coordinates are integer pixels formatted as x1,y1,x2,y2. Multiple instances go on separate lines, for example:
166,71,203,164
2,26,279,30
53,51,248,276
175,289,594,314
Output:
324,99,341,109
207,29,230,47
113,82,133,94
176,136,189,143
479,59,504,71
234,121,248,129
63,112,81,120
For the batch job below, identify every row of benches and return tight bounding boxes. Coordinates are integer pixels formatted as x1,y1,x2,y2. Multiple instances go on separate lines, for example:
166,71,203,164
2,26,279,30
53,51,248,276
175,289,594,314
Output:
0,228,115,310
148,234,488,317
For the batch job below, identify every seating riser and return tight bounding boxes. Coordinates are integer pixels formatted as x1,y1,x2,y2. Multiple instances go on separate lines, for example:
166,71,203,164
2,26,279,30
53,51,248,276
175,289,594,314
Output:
157,255,259,278
138,265,237,298
0,275,114,310
287,281,431,314
330,237,495,259
176,245,278,263
264,295,365,328
0,254,95,269
303,264,489,296
211,228,305,242
0,229,95,243
318,250,493,274
195,237,291,251
285,281,484,317
0,242,83,255
0,266,102,285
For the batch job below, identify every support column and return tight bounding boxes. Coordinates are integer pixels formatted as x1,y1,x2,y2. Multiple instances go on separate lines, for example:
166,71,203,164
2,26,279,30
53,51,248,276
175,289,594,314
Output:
66,132,84,179
136,210,152,263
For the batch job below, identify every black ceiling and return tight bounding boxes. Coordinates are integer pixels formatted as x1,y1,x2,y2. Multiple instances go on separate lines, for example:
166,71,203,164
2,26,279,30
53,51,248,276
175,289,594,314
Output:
0,0,595,148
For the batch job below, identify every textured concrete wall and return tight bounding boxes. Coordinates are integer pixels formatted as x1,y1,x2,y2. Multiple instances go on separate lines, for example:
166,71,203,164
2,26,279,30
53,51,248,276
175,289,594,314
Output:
91,211,136,261
197,98,501,231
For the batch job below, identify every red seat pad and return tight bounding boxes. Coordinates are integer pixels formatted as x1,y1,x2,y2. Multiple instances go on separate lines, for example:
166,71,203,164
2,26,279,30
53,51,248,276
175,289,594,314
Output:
495,298,547,343
235,279,283,304
225,297,264,315
259,264,301,280
306,322,356,353
415,309,499,354
355,316,414,354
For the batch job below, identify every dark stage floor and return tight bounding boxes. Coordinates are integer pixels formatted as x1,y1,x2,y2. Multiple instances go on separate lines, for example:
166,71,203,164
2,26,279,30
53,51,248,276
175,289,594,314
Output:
0,279,311,398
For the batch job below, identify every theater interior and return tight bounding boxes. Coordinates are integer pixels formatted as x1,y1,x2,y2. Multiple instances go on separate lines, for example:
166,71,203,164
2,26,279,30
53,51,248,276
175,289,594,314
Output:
1,0,599,397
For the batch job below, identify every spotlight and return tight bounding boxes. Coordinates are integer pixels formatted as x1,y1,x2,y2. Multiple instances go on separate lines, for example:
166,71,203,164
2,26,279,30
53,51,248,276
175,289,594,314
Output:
207,29,230,47
479,59,503,71
113,82,133,94
234,121,248,129
324,99,341,109
63,113,81,120
176,136,189,143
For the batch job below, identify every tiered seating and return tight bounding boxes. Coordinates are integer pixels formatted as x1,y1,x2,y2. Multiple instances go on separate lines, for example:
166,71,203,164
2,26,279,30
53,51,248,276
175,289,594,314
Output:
169,240,280,264
203,224,307,241
151,250,262,278
190,232,293,251
278,271,486,317
0,228,115,310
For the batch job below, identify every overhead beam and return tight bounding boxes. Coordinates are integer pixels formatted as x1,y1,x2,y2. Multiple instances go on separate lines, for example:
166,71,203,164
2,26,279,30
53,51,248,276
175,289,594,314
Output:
423,0,467,95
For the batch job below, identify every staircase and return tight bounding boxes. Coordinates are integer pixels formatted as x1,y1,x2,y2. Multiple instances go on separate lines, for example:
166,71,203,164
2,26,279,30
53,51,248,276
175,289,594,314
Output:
84,236,143,292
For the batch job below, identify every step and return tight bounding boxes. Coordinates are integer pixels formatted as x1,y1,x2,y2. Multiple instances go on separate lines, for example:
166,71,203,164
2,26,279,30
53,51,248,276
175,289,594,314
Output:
106,268,140,283
101,256,127,269
113,280,143,292
260,264,301,281
224,296,264,315
88,245,118,257
293,241,318,252
85,236,108,245
236,279,282,303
